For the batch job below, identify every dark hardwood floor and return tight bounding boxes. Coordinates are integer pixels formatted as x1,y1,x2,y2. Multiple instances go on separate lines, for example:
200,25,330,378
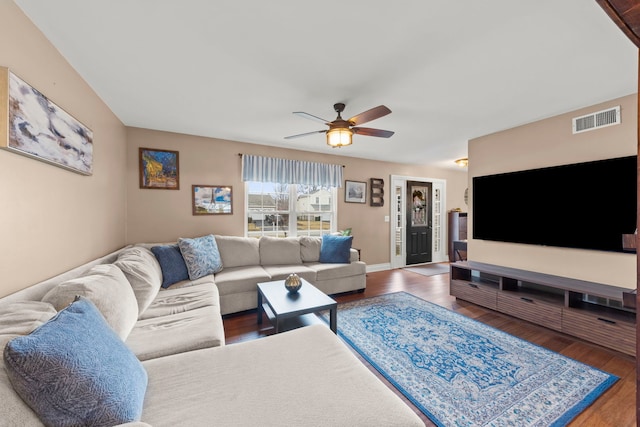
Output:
222,267,636,427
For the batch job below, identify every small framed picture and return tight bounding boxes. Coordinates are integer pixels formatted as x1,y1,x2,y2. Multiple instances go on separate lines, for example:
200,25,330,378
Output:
139,148,179,189
345,180,366,204
192,185,233,215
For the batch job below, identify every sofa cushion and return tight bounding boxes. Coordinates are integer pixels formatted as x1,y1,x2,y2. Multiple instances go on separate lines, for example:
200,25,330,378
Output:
3,297,148,427
164,274,216,291
319,235,353,263
41,264,139,340
259,236,302,265
126,305,225,361
261,265,316,283
215,235,260,268
178,235,223,280
138,282,219,320
300,236,322,262
0,301,57,337
150,244,189,288
115,246,163,315
307,260,367,282
213,265,272,296
139,325,423,427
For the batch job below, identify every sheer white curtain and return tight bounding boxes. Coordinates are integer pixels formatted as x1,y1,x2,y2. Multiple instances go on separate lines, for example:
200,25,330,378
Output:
241,155,343,187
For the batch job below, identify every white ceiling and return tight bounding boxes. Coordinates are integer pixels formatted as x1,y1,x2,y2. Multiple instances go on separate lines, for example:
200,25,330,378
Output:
14,0,638,169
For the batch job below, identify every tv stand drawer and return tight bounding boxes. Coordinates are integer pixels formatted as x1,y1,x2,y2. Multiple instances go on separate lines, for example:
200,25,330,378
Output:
450,281,497,310
497,292,562,331
562,309,635,356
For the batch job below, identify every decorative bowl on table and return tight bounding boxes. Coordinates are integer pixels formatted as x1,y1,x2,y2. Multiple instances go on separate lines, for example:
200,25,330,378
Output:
284,273,302,293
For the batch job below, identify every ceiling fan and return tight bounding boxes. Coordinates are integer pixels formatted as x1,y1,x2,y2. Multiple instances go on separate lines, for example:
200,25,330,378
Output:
285,103,394,147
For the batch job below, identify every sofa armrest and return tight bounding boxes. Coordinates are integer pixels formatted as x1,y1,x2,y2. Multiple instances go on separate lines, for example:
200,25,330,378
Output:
349,248,360,262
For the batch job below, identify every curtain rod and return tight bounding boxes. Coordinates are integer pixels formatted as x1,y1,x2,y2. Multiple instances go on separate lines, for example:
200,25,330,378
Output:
238,153,345,167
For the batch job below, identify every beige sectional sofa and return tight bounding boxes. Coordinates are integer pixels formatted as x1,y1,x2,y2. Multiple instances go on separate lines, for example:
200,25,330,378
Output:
210,235,366,314
0,235,423,426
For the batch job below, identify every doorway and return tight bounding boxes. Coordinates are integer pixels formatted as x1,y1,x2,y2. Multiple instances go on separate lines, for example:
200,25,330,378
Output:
390,175,446,269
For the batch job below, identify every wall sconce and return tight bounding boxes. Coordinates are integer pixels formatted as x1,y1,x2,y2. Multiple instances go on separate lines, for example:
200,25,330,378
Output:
454,158,469,167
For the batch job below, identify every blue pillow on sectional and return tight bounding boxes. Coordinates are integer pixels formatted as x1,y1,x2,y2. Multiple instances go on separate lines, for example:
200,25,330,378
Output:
151,244,190,288
3,297,148,427
178,234,223,280
319,235,353,263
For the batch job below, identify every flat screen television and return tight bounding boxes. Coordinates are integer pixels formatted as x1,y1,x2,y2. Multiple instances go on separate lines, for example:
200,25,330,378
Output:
472,155,637,253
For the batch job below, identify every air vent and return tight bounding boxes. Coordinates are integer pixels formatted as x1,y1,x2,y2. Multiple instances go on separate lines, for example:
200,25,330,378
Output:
572,106,620,134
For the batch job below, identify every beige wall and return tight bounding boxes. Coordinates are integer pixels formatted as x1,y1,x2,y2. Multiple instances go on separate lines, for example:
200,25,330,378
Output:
468,94,637,288
126,127,468,265
0,1,127,297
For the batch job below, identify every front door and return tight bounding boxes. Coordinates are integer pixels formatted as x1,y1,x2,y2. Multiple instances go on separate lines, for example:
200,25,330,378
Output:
406,181,432,265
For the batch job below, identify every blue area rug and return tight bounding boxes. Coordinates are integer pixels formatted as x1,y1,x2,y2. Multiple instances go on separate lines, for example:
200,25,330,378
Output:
327,292,618,427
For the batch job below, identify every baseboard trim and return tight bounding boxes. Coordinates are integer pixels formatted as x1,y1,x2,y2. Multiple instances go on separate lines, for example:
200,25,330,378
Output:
366,263,391,273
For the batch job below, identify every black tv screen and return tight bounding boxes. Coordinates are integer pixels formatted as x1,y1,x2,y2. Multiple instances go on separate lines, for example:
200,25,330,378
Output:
472,156,637,253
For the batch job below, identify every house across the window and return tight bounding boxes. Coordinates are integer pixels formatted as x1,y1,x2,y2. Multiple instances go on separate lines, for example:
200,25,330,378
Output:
246,182,337,238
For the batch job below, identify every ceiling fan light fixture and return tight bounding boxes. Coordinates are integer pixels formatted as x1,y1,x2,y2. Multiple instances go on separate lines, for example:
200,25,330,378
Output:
326,127,353,147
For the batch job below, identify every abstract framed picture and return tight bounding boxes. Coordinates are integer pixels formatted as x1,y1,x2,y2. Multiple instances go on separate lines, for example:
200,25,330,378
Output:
345,180,366,204
139,147,179,189
192,185,233,215
0,67,93,175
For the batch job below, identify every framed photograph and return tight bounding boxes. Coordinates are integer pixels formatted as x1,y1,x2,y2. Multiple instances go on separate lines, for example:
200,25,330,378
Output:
0,67,93,175
139,147,179,189
345,180,366,204
192,185,233,215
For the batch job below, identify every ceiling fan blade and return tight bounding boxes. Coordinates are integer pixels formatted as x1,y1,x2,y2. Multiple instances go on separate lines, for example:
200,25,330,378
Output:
293,112,330,124
284,130,327,140
352,127,394,138
348,105,392,126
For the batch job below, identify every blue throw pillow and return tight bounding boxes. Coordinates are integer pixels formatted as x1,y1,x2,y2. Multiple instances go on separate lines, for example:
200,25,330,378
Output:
151,244,190,288
178,234,223,280
319,235,353,263
3,297,148,427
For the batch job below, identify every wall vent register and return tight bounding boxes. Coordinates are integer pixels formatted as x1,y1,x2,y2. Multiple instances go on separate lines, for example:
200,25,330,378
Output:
572,105,620,134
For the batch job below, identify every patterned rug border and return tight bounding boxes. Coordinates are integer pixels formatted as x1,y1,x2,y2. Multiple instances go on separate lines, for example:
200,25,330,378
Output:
327,291,619,427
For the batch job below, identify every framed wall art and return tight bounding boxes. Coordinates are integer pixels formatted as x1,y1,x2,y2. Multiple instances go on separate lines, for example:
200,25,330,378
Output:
192,185,233,215
139,147,179,189
345,180,366,204
0,67,93,175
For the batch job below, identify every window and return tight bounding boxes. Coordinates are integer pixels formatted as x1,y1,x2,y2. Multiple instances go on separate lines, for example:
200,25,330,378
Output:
246,182,337,238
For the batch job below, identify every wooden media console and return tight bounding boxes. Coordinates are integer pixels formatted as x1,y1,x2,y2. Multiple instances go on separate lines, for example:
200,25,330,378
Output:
450,261,636,356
